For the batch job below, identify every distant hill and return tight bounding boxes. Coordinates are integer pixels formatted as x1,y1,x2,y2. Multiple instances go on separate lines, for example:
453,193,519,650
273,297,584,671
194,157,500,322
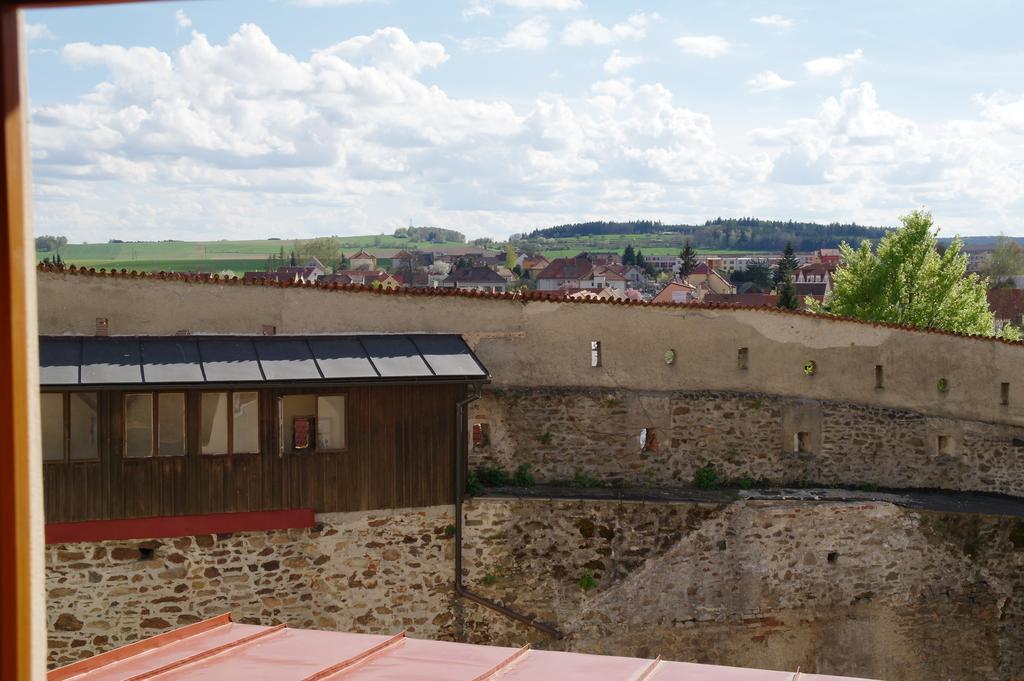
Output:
524,218,890,252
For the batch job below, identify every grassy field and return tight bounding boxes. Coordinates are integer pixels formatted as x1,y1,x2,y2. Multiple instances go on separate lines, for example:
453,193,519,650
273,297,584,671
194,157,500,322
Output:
39,233,764,275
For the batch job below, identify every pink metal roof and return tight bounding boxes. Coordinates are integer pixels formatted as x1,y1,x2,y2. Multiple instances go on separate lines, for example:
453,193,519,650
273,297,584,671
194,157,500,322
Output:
49,614,879,681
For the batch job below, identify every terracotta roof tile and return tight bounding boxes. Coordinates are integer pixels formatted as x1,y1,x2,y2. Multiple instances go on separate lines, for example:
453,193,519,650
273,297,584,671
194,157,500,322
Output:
35,263,1024,347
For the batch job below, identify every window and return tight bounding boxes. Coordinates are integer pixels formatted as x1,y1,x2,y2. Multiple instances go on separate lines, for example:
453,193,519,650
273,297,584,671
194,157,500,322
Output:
201,391,260,455
279,394,346,454
472,422,490,448
737,347,748,370
590,341,601,368
40,392,99,462
875,365,884,389
124,393,153,457
124,392,187,457
1001,382,1010,406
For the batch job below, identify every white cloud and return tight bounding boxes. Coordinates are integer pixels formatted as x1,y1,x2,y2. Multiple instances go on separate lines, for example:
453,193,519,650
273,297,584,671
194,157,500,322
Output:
804,48,863,77
25,23,55,41
175,9,192,30
496,0,582,9
603,50,644,75
751,15,793,29
747,71,795,93
974,92,1024,134
502,16,549,50
460,16,550,51
675,35,730,59
462,1,491,18
561,11,659,46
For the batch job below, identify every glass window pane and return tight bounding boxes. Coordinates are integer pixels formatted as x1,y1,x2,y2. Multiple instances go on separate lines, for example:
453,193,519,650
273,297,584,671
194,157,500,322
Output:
281,395,315,454
201,392,229,455
124,393,153,458
158,393,186,456
232,392,260,454
69,392,99,461
41,393,64,462
316,396,345,450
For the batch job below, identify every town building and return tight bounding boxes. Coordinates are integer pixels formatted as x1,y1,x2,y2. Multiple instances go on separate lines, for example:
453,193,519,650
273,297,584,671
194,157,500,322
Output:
441,266,509,292
651,281,699,303
535,258,627,293
349,250,378,271
683,262,735,295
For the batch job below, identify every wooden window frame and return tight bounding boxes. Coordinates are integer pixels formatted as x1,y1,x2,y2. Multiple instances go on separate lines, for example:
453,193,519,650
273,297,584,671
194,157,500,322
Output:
200,390,261,456
278,391,348,455
122,391,187,459
40,390,100,464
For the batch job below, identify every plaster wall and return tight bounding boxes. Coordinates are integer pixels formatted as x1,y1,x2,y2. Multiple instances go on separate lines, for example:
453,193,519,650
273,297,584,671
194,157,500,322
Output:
37,272,1024,428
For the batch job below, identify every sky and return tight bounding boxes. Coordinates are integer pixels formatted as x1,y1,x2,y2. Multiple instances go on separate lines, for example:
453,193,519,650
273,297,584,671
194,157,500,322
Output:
23,0,1024,243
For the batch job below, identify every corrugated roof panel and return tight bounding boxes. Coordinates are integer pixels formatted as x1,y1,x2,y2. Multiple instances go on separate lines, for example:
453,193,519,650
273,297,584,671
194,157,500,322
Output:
253,338,320,381
361,336,433,377
49,616,882,681
39,337,81,386
140,339,204,384
197,339,263,383
308,337,378,379
412,335,486,377
80,338,143,385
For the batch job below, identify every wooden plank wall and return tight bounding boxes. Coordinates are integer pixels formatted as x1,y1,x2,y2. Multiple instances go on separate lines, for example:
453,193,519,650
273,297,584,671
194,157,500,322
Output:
42,384,464,522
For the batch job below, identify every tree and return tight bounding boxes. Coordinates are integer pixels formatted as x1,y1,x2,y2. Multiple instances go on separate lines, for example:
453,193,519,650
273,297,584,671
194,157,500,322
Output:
678,241,697,278
35,235,68,253
777,273,799,309
504,243,517,270
731,259,773,291
298,237,342,270
809,210,1018,339
623,244,636,266
773,241,800,286
984,236,1024,287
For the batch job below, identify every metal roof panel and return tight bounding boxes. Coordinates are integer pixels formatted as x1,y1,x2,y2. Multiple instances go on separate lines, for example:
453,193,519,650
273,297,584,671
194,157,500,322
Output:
253,338,320,381
80,338,143,385
308,337,378,379
39,337,81,386
361,336,433,378
412,335,486,377
196,339,263,383
140,339,205,384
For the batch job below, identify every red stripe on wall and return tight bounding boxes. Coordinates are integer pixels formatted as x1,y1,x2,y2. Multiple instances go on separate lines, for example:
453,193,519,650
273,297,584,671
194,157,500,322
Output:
45,509,316,544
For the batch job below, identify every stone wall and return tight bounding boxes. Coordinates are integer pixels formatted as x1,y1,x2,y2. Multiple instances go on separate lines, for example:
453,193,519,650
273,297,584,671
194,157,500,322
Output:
48,497,1024,680
46,506,458,667
468,387,1024,495
460,497,1024,681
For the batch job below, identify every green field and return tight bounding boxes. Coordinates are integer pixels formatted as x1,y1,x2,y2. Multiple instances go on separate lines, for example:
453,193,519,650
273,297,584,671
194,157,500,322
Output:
39,234,764,275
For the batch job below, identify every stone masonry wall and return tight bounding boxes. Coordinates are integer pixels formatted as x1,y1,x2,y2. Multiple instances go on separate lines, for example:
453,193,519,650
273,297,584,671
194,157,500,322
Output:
46,505,458,667
48,498,1024,680
460,497,1024,681
469,387,1024,495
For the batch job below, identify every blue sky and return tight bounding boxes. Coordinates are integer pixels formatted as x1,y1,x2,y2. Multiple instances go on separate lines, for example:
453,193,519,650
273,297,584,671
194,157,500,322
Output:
24,0,1024,242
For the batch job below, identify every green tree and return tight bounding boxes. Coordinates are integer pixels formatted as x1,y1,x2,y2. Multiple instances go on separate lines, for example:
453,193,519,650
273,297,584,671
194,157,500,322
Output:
773,241,800,286
984,236,1024,287
678,240,697,278
298,237,342,270
623,244,636,266
504,243,517,270
777,273,799,310
809,210,1018,339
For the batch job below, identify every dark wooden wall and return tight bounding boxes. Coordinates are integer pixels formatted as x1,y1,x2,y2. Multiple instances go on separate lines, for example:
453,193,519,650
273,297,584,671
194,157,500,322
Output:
43,383,464,522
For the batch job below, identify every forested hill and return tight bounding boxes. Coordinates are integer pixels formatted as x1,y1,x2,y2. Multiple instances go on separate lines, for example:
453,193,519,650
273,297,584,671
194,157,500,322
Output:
525,218,889,251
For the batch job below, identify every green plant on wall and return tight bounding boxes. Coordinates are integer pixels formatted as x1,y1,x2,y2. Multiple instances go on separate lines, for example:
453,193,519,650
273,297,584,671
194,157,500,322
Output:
804,360,817,376
578,569,597,591
693,462,720,490
937,377,948,393
539,431,553,445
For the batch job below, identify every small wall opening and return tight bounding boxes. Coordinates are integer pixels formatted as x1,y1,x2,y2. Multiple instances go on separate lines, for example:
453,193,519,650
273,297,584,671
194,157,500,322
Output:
640,428,659,452
737,347,749,370
1001,382,1010,406
138,546,155,561
590,340,602,367
95,317,108,336
827,551,838,564
936,435,954,456
875,365,884,389
793,431,812,453
472,422,490,448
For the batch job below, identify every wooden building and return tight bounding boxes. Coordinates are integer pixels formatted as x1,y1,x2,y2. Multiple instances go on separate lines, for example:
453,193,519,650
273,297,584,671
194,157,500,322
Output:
39,334,488,524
